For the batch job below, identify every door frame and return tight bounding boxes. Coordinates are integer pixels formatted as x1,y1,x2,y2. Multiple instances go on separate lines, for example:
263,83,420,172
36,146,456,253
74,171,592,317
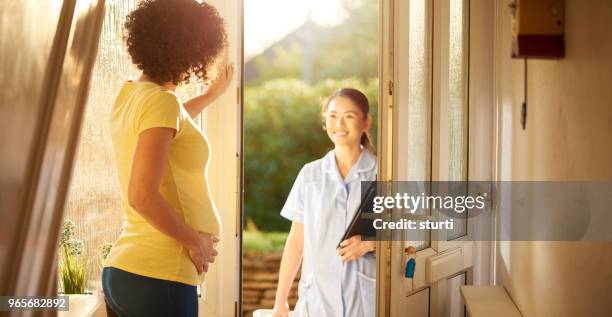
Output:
199,1,243,316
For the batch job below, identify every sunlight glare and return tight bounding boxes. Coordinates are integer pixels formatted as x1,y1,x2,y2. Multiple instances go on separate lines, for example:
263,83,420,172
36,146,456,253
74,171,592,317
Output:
245,0,348,59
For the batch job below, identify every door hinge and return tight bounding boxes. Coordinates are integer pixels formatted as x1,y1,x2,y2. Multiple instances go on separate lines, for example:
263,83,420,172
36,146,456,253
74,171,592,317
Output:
388,80,394,96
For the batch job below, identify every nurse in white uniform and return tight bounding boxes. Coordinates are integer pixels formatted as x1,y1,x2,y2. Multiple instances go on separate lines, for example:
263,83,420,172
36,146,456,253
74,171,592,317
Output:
271,88,377,317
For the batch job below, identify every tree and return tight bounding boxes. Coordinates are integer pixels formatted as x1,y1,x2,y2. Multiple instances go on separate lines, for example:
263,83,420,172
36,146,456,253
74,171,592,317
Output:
245,0,379,85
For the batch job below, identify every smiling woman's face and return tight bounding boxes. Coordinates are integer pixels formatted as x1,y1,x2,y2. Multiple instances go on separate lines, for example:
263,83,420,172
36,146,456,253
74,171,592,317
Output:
324,96,370,148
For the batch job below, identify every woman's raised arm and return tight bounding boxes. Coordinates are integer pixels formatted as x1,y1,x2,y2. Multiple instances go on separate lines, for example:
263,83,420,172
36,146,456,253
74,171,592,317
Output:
183,61,234,118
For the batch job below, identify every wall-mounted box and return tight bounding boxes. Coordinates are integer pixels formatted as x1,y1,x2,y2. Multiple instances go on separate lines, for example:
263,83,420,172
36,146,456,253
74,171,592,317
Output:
511,0,565,59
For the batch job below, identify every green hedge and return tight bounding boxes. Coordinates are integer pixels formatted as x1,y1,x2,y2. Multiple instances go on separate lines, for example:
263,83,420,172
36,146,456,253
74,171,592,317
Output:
244,77,378,232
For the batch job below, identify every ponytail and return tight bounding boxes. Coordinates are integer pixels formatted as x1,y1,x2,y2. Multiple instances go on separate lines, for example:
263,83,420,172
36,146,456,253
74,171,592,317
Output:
360,131,376,154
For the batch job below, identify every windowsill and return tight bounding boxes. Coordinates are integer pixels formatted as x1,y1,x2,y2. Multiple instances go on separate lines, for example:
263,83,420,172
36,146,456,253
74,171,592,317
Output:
58,293,104,317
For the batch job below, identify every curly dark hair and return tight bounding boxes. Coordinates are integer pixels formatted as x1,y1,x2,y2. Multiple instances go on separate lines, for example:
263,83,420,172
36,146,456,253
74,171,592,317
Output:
124,0,227,85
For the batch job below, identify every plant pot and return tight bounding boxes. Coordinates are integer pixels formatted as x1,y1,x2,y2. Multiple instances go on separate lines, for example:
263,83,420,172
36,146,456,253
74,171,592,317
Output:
58,292,103,317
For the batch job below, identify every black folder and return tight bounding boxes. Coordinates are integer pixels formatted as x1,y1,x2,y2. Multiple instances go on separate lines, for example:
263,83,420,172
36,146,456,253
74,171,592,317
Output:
337,181,378,248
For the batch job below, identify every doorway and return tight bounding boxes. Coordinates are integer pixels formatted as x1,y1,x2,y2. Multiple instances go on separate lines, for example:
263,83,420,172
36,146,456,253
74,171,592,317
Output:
242,0,380,316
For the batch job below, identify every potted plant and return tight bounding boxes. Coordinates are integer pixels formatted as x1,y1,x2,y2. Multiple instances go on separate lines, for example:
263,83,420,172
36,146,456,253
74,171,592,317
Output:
59,220,87,294
57,220,102,317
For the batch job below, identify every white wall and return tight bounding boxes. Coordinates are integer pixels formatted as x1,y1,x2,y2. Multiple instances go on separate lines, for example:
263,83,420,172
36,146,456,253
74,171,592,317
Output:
494,0,612,316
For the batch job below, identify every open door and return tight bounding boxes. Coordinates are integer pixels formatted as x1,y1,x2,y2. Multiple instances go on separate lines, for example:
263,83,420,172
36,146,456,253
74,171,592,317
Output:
198,0,243,316
378,0,494,316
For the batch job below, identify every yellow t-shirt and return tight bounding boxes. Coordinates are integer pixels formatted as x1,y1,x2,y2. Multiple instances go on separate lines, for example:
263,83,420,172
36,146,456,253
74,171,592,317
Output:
104,81,221,286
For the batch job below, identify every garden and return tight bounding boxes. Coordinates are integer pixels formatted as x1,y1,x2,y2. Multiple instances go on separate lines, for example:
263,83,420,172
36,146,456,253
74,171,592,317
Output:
242,1,379,315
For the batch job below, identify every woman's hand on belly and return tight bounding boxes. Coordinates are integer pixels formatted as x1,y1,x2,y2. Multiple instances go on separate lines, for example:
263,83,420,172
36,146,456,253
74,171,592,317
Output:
186,232,220,274
337,235,376,262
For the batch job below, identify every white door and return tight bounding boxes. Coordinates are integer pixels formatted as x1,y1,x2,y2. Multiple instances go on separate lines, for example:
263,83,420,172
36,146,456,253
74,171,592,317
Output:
378,0,493,316
199,1,242,316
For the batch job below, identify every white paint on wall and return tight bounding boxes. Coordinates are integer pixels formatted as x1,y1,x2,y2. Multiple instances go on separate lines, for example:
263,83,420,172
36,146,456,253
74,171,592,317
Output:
493,0,612,316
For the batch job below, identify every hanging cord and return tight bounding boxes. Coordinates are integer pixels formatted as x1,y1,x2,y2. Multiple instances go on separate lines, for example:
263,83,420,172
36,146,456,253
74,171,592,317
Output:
521,58,528,130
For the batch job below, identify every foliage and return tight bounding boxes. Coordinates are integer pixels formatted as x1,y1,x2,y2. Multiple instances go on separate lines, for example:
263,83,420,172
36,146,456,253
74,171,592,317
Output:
244,0,379,232
58,220,87,294
243,231,288,253
100,242,113,261
59,246,87,294
246,0,379,85
244,77,378,231
309,0,379,83
59,220,76,247
250,43,304,84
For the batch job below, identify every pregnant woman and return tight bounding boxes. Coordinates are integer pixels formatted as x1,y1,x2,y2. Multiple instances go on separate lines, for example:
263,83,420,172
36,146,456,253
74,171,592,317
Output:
102,1,233,316
272,88,378,317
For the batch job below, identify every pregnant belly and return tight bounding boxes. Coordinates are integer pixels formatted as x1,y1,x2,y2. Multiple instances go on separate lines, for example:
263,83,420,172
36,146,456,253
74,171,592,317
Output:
183,204,221,235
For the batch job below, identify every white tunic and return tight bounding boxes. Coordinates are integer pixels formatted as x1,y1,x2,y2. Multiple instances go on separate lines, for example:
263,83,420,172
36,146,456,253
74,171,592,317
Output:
281,149,377,317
